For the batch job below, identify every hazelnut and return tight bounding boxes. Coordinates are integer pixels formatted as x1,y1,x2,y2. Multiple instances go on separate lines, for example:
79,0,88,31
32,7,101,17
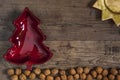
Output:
86,74,92,80
59,70,66,75
29,73,36,80
39,73,46,80
11,75,18,80
69,68,76,75
74,74,79,79
43,69,51,76
15,68,21,75
46,75,54,80
67,75,74,80
83,67,90,74
103,77,108,80
24,70,31,76
33,67,41,75
108,74,115,80
61,75,67,80
91,70,97,78
116,75,120,80
102,69,108,76
97,74,102,80
55,76,61,80
76,67,83,74
7,68,14,76
96,66,103,74
118,69,120,74
110,68,118,75
19,74,26,80
51,68,59,76
80,73,86,80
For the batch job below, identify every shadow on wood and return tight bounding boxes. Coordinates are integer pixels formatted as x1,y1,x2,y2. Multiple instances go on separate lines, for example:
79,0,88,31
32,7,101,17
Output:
1,8,21,41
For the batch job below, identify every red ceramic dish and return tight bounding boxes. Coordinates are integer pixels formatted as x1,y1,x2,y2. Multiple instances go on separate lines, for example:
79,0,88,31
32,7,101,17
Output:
4,7,53,70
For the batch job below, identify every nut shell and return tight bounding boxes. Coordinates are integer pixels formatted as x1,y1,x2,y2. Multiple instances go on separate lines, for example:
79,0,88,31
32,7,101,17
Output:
55,76,61,80
76,67,83,74
80,73,86,80
39,73,46,80
96,67,103,74
24,70,31,76
69,68,76,75
74,74,79,79
83,67,90,74
110,68,118,75
51,68,59,76
91,70,97,78
29,73,36,80
15,68,21,75
108,74,115,80
7,68,14,76
97,74,102,80
43,69,51,76
46,75,54,80
11,75,18,80
102,69,108,76
61,75,67,80
19,74,27,80
33,67,41,75
86,74,92,80
67,75,74,80
103,77,108,80
59,70,66,75
116,75,120,80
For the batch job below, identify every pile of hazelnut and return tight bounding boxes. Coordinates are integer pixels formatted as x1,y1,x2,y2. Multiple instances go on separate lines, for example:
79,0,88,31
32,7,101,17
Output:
7,66,120,80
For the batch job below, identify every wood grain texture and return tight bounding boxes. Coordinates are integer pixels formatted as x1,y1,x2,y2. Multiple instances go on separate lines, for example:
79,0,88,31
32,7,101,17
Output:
1,41,120,79
0,0,120,79
0,0,120,41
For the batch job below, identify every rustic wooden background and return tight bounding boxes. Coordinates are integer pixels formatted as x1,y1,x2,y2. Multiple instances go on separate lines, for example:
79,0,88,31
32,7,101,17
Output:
1,0,120,79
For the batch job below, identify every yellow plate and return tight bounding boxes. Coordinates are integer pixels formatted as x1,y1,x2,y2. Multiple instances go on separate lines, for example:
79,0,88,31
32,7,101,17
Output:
104,0,120,13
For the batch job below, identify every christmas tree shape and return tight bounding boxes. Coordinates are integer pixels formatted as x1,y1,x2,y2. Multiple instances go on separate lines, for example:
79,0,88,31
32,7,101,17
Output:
4,7,53,70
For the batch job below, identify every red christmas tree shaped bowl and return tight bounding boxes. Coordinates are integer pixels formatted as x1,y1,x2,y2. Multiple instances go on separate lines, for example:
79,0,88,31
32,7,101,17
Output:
4,7,53,70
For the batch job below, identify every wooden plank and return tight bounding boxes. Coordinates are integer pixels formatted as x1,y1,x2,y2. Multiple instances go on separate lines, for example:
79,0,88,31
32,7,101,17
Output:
0,0,120,79
0,0,120,41
1,41,120,79
1,41,120,68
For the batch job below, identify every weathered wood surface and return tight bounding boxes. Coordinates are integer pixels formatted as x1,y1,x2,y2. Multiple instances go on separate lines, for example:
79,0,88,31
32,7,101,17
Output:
0,0,120,79
0,0,120,41
1,41,120,79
